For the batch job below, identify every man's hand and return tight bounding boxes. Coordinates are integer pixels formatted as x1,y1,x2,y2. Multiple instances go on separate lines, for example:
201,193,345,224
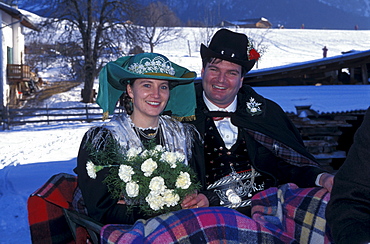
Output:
319,173,334,192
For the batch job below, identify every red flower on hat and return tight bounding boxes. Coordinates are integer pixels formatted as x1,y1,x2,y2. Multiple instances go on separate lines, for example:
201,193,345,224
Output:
248,49,260,61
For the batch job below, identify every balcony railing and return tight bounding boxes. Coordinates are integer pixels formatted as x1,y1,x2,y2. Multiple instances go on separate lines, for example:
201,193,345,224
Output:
7,64,31,82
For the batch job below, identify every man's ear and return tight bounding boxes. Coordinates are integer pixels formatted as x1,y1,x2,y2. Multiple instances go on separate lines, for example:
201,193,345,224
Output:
201,67,205,78
239,76,244,88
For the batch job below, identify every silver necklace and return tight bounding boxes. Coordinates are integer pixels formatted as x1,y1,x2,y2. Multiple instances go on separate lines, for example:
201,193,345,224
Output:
134,126,159,140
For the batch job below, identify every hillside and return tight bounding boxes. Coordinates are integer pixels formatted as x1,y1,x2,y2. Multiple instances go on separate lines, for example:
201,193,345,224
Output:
149,0,370,29
16,0,370,30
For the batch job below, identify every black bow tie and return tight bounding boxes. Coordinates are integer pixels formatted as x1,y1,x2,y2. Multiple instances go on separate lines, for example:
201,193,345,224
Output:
205,111,235,121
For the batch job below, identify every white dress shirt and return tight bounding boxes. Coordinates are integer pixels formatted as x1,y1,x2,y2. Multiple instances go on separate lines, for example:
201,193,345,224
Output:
203,92,238,149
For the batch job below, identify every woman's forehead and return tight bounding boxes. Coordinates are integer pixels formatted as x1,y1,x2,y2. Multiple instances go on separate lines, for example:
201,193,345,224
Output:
135,78,169,84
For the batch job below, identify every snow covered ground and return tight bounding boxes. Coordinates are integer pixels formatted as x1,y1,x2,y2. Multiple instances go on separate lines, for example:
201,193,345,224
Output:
1,25,370,243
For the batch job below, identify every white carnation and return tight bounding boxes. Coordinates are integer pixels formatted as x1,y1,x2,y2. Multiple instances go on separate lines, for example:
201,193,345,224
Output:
162,151,178,168
126,181,139,198
154,145,164,152
141,149,149,157
145,191,164,211
149,176,166,194
141,158,157,177
118,165,135,183
162,189,180,207
175,151,186,163
175,171,191,189
126,147,142,159
86,161,97,179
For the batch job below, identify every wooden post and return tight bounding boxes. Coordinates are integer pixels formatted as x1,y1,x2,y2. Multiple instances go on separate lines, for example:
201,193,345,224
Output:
46,105,50,125
350,67,355,83
361,64,368,84
187,40,191,57
1,105,5,130
4,105,10,130
85,105,89,122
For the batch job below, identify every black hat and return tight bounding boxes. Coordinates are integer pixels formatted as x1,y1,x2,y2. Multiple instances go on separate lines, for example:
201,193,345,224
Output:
200,29,260,73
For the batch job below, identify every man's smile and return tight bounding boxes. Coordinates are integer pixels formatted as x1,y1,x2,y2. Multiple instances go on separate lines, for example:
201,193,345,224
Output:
213,85,227,90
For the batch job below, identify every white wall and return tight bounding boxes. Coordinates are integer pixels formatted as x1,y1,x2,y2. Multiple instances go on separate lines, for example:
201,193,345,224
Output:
0,7,26,107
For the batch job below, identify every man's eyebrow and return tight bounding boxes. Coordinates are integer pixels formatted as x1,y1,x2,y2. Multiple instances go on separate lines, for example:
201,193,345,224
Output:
207,64,218,69
229,69,240,74
207,63,241,74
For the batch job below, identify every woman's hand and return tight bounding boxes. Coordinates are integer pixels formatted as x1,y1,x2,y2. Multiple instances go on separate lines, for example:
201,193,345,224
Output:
181,192,209,209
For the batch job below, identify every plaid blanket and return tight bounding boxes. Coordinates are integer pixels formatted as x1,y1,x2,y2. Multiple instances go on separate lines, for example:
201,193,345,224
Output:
101,207,293,244
28,174,331,243
251,183,332,244
27,173,88,244
101,184,332,244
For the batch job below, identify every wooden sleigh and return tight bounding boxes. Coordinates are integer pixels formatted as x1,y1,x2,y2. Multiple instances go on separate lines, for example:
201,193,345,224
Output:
28,173,104,244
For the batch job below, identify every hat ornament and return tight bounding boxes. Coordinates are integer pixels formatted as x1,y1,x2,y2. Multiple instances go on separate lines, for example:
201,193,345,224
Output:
247,43,260,61
128,55,175,76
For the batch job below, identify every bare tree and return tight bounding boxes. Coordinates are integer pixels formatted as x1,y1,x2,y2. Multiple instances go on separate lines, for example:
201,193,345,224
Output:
245,28,270,68
131,1,183,53
192,27,217,53
28,0,140,103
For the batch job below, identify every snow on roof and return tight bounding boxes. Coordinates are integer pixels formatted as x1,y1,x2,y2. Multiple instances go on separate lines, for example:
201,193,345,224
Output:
254,85,370,114
0,2,39,31
247,49,370,76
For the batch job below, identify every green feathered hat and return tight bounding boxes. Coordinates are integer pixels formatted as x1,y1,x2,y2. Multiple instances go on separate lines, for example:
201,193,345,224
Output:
97,53,197,121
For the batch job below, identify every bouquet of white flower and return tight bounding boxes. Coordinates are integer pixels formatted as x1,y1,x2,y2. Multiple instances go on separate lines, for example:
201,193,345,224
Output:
86,139,200,216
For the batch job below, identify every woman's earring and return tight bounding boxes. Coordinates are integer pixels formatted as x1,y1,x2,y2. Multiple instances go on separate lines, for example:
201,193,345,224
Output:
129,98,134,112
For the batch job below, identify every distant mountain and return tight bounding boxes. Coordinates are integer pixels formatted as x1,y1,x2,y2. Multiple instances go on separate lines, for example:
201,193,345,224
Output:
138,0,370,29
319,0,370,17
16,0,370,30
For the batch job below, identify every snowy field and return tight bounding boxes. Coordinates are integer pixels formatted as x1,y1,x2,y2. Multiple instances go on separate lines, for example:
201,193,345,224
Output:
1,25,370,243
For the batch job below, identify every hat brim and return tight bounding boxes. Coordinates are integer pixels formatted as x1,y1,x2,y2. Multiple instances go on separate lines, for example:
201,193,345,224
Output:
107,61,196,92
200,44,256,73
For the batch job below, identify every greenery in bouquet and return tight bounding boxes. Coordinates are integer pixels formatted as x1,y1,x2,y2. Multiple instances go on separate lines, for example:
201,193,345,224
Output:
86,137,200,216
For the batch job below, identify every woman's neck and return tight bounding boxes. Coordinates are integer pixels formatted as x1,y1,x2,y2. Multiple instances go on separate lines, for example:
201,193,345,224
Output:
130,113,159,128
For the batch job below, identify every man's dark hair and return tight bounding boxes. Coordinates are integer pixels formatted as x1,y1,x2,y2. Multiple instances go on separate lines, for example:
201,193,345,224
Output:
202,57,248,77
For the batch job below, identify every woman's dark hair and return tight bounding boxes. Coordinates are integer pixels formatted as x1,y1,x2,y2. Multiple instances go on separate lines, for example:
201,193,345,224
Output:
119,79,135,115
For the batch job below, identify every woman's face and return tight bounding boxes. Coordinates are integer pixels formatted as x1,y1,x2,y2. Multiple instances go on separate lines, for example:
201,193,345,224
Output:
127,78,170,123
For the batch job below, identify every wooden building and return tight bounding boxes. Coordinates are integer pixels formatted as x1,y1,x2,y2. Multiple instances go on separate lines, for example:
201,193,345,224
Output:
0,3,39,108
244,49,370,86
218,17,272,28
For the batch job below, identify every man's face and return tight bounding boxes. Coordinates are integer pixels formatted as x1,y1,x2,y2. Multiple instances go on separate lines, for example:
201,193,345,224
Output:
201,59,244,108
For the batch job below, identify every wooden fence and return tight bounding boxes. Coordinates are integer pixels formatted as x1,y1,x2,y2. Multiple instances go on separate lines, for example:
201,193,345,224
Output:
0,105,124,130
0,104,365,171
